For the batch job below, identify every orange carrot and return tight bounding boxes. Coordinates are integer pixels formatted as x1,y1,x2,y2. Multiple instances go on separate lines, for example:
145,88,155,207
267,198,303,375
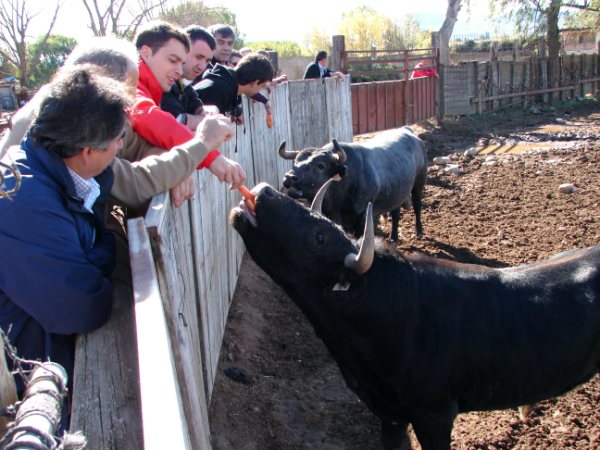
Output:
238,185,256,212
266,113,274,128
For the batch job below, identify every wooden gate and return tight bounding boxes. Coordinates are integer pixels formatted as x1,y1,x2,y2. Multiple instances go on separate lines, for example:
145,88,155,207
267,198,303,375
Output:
351,76,437,135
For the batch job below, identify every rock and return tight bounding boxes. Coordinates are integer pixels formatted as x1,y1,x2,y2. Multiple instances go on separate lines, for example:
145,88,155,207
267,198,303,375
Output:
443,164,462,174
464,147,478,157
433,156,452,165
485,155,498,162
558,183,577,194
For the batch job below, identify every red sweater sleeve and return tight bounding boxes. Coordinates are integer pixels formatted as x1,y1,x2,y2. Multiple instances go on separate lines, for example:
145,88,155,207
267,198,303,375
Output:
130,97,194,149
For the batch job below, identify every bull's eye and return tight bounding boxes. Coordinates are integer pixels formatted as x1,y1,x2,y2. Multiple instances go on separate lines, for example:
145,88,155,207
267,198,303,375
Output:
317,162,326,170
316,233,325,245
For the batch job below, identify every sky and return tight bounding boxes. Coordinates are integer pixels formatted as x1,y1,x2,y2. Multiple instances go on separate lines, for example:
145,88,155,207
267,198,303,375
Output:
27,0,509,44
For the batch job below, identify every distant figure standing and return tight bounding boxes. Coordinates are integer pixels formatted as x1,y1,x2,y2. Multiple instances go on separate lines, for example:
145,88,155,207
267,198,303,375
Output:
303,50,344,80
410,60,439,79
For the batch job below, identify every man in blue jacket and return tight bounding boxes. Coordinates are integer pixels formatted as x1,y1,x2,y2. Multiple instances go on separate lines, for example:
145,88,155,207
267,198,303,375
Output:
0,65,131,426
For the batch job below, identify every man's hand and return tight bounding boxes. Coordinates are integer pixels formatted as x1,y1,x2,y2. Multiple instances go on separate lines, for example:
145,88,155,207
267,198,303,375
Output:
170,175,195,207
207,154,246,189
196,113,234,150
333,71,345,80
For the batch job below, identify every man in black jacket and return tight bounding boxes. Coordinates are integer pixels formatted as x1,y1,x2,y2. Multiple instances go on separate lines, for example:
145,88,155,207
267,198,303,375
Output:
304,50,344,80
161,25,216,129
194,53,273,125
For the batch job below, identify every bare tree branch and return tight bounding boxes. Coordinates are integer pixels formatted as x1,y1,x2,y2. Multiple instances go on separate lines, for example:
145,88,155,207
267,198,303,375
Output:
0,0,60,87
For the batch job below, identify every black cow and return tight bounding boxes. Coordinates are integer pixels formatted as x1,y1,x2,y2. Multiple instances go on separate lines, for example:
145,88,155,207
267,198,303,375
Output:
279,126,427,241
230,181,600,450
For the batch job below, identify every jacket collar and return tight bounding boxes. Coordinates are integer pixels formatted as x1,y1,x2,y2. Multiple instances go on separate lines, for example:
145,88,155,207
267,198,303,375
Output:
138,59,163,105
20,135,114,213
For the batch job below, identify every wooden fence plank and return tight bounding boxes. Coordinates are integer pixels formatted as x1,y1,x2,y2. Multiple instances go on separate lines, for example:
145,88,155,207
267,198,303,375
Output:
288,79,329,149
128,217,193,450
71,226,142,450
144,196,210,450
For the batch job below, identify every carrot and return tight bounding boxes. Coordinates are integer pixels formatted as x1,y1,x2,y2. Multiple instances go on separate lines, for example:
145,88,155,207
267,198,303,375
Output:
238,185,256,212
266,113,274,128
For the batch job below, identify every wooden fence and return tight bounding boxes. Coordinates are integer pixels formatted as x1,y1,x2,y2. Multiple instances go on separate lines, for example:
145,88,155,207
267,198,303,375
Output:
70,77,352,449
441,53,600,116
351,76,437,135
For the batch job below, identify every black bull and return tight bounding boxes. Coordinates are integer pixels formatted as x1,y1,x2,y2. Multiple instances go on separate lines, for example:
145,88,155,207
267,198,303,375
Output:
280,126,428,241
230,182,600,450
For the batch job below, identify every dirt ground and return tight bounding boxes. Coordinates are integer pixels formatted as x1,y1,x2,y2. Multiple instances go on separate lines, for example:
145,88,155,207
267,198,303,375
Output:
209,99,600,450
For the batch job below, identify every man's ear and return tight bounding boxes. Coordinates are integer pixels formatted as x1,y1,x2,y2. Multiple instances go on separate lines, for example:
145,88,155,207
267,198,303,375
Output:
139,45,153,62
80,147,94,166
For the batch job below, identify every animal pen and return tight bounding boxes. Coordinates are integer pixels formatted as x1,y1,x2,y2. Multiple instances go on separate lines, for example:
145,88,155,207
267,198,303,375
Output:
11,36,600,447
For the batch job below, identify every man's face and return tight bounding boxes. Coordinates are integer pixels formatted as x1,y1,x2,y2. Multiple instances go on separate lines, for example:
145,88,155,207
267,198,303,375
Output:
213,32,234,64
245,80,270,97
88,127,126,177
183,39,213,80
140,38,187,92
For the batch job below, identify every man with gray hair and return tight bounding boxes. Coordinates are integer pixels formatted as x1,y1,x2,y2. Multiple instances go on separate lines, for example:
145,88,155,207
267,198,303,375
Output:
0,66,131,429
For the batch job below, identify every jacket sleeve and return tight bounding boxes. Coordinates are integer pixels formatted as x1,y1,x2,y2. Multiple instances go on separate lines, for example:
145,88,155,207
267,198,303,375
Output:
0,199,113,335
130,97,195,149
110,137,211,208
194,82,230,114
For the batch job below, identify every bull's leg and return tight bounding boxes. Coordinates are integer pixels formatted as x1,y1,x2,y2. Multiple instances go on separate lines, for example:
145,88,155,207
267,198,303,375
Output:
411,185,424,239
410,404,457,450
390,207,401,241
381,420,411,450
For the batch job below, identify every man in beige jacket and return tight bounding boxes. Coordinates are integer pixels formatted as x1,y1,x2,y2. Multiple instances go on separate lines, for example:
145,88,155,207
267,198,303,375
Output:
0,37,245,209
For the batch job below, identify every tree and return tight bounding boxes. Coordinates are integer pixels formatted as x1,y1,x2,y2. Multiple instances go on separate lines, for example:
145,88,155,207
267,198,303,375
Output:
0,0,60,88
438,0,463,65
337,6,426,51
243,41,308,57
302,26,331,55
81,0,167,38
159,1,237,30
27,34,77,87
562,0,600,28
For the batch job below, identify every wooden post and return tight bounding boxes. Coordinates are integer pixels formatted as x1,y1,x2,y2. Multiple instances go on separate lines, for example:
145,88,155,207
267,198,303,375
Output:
0,339,18,435
266,50,279,74
331,35,346,73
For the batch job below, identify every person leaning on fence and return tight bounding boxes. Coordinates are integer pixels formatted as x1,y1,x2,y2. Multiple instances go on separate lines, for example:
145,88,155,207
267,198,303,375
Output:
131,21,245,200
303,50,344,80
0,66,131,431
194,53,274,125
410,60,439,79
0,36,240,209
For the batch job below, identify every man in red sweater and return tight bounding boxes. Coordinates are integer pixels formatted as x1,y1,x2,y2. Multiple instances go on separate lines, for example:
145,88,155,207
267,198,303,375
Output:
131,21,245,201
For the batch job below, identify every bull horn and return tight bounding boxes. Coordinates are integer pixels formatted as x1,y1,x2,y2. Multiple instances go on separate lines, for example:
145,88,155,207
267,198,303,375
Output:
278,140,299,160
331,139,347,164
310,174,342,213
344,203,374,274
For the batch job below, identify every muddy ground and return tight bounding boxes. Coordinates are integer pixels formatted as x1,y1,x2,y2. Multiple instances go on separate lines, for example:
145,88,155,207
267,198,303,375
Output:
211,100,600,450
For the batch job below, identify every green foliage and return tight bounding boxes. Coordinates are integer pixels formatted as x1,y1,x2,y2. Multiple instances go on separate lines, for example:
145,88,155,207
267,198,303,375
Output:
563,0,600,28
243,41,309,57
302,26,332,56
350,63,403,82
27,34,77,88
159,1,241,43
0,54,17,80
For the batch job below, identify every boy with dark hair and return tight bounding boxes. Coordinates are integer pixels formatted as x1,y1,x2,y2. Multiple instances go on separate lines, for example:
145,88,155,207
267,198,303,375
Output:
131,21,245,191
161,25,216,128
194,53,274,125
